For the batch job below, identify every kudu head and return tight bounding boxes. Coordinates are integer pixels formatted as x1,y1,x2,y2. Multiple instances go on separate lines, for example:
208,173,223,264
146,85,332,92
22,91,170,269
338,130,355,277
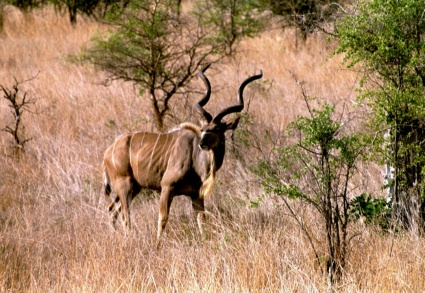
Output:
194,64,263,150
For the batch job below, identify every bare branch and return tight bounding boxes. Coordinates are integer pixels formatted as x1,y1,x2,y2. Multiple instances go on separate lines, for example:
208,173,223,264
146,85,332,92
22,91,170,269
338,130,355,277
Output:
1,73,40,156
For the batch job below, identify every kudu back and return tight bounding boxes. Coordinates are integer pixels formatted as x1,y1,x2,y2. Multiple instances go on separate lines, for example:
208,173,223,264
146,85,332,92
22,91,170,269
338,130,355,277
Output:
103,65,263,244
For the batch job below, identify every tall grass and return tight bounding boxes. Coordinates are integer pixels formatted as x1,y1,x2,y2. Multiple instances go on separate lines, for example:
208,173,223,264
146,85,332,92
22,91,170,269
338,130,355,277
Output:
0,5,424,292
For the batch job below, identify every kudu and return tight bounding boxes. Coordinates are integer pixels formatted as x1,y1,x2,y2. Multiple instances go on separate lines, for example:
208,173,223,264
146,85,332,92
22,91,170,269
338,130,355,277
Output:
103,65,262,244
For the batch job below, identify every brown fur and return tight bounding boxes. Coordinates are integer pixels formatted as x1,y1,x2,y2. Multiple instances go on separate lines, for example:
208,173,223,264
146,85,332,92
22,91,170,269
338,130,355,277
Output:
175,122,202,136
199,150,215,199
103,121,229,245
102,66,262,246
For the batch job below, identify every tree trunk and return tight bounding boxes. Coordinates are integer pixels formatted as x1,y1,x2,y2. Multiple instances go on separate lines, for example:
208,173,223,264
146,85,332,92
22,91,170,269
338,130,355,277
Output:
150,91,164,131
68,4,77,25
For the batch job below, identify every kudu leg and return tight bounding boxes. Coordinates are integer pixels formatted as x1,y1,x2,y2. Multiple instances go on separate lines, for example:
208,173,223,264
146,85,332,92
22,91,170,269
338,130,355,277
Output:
115,177,134,231
156,186,174,247
104,171,119,228
192,198,205,236
107,196,121,228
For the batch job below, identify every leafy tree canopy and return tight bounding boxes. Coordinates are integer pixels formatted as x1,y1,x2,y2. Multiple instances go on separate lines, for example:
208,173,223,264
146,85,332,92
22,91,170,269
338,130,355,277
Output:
79,0,225,130
335,0,425,230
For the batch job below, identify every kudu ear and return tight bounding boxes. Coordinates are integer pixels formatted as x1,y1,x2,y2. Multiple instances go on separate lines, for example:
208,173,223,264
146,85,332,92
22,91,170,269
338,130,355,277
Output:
224,116,240,131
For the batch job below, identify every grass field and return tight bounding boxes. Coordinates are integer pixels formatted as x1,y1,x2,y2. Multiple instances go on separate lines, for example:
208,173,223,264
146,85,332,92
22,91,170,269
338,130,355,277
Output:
1,5,424,292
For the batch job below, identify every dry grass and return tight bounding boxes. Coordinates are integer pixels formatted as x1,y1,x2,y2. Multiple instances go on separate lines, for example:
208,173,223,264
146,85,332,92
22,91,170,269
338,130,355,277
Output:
0,5,424,292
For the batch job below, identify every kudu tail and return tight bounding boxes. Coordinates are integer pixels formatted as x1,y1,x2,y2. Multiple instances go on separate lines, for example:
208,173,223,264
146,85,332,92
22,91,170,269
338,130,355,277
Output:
103,168,112,201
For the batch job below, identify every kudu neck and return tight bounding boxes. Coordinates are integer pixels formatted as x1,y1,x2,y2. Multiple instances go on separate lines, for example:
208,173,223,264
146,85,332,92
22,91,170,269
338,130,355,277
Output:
213,140,226,171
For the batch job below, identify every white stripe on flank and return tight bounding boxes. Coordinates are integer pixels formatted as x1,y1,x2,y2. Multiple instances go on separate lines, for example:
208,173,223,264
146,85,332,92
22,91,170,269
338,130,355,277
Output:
148,134,161,174
162,135,175,180
159,134,170,161
136,133,146,180
164,135,174,161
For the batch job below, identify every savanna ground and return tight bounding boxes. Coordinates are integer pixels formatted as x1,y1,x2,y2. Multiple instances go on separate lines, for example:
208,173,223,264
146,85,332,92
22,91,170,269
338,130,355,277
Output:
0,4,424,292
